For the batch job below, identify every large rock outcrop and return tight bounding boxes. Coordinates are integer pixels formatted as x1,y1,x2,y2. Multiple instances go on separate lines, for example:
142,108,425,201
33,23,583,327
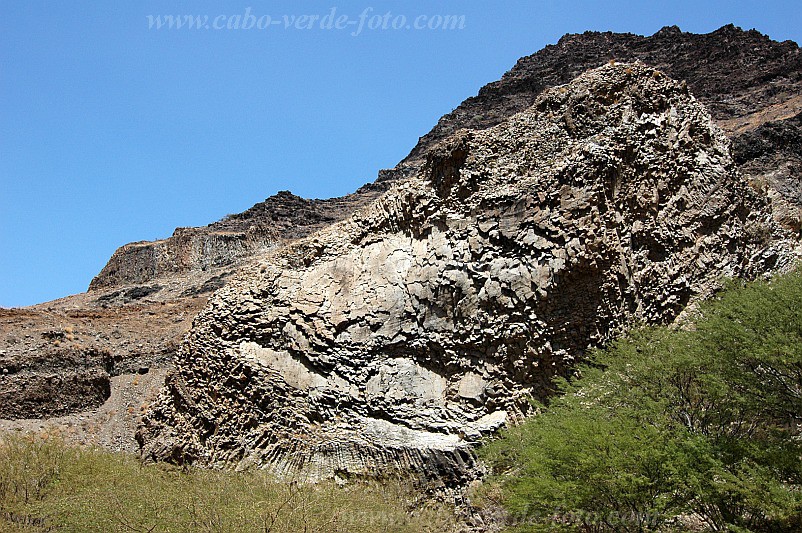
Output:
404,24,802,163
138,64,792,482
4,26,800,465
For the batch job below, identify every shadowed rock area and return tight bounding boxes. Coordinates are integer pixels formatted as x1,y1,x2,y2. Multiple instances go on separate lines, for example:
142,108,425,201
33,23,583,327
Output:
137,64,795,482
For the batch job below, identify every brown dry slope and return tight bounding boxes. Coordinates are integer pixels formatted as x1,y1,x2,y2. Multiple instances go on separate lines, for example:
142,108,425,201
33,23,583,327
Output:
0,294,205,451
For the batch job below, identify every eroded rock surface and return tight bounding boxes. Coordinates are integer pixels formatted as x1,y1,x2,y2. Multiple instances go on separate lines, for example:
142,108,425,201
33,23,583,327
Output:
138,64,794,482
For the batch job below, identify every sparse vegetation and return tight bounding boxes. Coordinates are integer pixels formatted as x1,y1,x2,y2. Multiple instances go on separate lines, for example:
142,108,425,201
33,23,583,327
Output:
480,269,802,532
0,434,458,532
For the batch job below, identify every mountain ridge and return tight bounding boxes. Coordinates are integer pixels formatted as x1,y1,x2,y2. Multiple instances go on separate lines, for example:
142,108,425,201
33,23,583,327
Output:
90,24,802,292
1,25,800,463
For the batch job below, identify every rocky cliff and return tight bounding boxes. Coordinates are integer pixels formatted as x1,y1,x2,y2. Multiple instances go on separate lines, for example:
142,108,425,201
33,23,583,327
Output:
89,191,383,290
137,64,794,482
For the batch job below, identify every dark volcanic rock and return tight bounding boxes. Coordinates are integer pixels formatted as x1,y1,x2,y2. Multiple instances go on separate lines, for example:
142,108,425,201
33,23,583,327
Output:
732,112,802,232
0,345,112,419
403,24,802,164
96,284,163,304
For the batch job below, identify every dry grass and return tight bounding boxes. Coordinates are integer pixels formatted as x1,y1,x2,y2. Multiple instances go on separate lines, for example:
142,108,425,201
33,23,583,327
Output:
0,433,459,532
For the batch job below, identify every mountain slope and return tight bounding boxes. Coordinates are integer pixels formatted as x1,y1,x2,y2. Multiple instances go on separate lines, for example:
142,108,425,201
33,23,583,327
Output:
2,26,800,457
91,25,802,292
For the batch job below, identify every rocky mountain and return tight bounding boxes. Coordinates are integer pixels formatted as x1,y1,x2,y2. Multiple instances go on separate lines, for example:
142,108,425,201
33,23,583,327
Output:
1,25,800,463
137,64,795,482
397,24,802,231
91,24,802,294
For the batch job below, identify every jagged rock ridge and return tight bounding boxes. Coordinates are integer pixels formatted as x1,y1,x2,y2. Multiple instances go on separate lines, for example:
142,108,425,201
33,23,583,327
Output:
89,191,383,290
138,64,793,482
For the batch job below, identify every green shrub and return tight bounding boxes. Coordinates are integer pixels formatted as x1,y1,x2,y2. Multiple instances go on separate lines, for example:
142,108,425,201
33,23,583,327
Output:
0,433,67,529
481,269,802,532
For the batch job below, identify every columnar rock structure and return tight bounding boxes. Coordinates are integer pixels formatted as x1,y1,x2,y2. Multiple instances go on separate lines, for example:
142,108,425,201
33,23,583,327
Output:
138,64,788,481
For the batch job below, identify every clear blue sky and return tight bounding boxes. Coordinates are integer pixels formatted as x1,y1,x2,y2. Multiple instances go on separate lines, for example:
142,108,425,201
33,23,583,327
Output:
1,1,799,307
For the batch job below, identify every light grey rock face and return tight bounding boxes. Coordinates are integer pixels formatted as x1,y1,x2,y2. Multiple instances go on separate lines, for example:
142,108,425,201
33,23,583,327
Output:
137,64,793,483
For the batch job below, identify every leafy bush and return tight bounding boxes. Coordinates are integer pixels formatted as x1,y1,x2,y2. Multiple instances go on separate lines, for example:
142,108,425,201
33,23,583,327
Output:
481,270,802,532
0,434,457,532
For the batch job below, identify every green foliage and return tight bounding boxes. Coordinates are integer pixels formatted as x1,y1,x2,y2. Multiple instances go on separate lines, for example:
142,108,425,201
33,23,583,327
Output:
481,270,802,532
0,434,457,532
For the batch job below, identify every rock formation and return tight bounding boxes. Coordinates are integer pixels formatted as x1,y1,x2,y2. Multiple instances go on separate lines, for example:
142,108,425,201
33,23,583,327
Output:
2,25,800,461
89,191,384,290
406,25,802,158
733,111,802,232
0,191,381,428
137,64,794,482
0,297,204,425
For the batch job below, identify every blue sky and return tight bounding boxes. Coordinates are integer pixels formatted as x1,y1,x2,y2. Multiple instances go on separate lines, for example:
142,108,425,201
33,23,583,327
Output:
1,1,800,307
